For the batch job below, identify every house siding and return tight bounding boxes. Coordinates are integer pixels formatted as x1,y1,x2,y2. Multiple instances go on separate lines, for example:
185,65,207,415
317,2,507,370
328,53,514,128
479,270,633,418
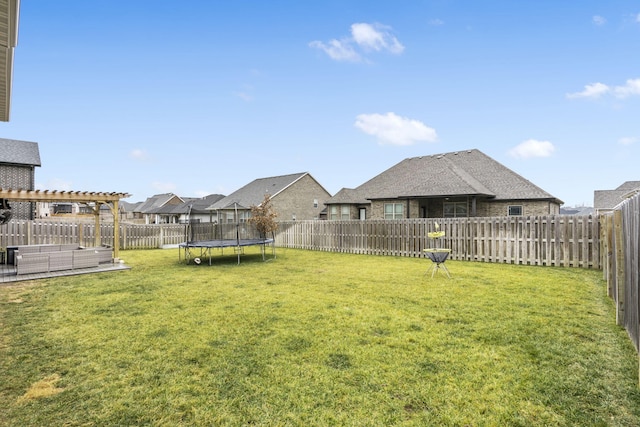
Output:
477,200,560,216
0,163,36,220
361,197,560,219
272,174,331,221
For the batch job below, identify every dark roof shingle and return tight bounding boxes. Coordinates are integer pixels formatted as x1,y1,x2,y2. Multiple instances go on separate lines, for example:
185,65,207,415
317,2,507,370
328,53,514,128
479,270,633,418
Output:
0,138,41,166
328,149,562,204
207,173,309,210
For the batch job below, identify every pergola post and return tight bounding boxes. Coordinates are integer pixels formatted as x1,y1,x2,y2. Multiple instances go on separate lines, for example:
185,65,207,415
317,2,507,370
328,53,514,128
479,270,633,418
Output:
112,200,121,260
94,202,101,247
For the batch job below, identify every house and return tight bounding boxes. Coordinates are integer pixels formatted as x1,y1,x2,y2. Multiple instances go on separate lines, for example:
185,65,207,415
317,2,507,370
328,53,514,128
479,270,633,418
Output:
0,138,41,220
148,194,226,224
207,172,331,222
36,201,96,218
594,181,640,215
118,201,143,221
325,149,563,220
133,193,185,224
177,194,225,223
0,0,20,122
560,205,594,216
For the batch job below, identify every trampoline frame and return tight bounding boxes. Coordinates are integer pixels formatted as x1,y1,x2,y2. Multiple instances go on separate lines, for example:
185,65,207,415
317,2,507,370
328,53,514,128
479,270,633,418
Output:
179,238,275,265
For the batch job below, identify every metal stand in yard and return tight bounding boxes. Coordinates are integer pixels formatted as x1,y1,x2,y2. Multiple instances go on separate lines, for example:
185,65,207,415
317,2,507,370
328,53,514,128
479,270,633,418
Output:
423,222,452,278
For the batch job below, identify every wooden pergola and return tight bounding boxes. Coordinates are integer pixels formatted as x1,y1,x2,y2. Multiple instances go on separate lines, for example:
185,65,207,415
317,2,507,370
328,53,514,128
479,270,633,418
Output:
0,188,131,259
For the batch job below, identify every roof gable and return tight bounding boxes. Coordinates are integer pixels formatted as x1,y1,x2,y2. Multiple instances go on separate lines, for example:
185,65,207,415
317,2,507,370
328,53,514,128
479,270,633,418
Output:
207,172,309,210
134,193,184,213
0,138,41,166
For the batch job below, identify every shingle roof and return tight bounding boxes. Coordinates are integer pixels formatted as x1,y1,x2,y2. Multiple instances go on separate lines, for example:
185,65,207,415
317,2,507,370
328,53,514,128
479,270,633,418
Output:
187,194,225,213
154,194,226,215
594,190,627,210
0,138,41,166
594,181,640,210
615,181,640,191
329,188,370,205
207,172,309,210
327,149,562,204
134,193,183,214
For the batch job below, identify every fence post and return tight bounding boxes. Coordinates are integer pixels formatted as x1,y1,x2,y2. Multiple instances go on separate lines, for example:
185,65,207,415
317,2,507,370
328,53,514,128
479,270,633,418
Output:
26,220,32,245
614,210,625,326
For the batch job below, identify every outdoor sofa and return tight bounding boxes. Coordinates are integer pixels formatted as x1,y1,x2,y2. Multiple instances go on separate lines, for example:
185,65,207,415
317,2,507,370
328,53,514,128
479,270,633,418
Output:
9,244,113,275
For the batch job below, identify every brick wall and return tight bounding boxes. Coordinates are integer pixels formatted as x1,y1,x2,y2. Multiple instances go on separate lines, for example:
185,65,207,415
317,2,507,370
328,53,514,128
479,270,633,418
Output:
0,164,36,220
271,174,331,221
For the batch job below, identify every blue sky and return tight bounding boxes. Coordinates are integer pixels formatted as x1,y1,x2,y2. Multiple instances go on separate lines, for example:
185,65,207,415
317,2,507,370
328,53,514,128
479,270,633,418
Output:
1,1,639,206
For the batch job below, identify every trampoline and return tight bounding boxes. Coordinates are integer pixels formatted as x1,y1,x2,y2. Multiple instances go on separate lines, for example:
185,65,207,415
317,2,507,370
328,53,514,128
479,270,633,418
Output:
179,238,275,265
179,201,276,265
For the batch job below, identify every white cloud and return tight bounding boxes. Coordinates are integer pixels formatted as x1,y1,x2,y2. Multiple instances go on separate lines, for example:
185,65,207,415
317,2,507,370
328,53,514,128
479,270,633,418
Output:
310,22,404,62
308,39,361,62
567,78,640,100
613,78,640,98
509,139,556,159
130,148,149,160
619,136,638,146
351,23,404,54
636,13,640,23
566,82,610,99
428,19,444,26
592,15,607,26
354,112,437,146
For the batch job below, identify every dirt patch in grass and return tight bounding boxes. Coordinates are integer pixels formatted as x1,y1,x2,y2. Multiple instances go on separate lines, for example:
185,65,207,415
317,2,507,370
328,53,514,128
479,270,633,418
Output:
17,374,65,403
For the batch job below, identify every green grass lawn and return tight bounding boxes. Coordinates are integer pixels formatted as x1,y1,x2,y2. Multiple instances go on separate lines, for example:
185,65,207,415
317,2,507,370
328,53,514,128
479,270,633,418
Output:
1,247,639,426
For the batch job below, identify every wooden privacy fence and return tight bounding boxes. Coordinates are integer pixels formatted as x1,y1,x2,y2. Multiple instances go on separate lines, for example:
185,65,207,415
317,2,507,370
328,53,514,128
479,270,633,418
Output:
1,216,599,267
601,193,640,357
275,215,600,268
0,220,263,250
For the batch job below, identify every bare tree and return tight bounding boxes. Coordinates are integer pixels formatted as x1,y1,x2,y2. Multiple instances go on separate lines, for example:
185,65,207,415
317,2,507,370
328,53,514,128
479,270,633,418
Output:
248,194,278,238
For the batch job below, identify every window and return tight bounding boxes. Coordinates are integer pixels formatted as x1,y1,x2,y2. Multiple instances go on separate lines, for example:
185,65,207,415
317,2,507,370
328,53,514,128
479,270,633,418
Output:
313,199,318,208
384,203,404,219
341,205,350,220
329,205,351,220
508,205,523,216
443,201,468,218
329,206,338,220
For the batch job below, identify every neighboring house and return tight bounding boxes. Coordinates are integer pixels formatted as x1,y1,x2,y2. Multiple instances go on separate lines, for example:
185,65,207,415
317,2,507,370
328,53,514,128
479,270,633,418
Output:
560,205,595,216
147,194,226,224
177,194,225,223
207,172,331,222
325,149,563,220
133,193,185,224
119,201,143,221
0,138,41,220
37,201,95,218
594,181,640,215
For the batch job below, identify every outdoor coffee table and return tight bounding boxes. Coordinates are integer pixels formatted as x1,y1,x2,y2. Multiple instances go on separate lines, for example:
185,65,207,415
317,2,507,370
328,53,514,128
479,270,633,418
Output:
423,248,451,278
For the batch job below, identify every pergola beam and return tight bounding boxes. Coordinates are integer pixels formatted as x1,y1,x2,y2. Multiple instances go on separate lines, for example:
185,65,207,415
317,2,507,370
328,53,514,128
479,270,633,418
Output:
0,188,130,259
